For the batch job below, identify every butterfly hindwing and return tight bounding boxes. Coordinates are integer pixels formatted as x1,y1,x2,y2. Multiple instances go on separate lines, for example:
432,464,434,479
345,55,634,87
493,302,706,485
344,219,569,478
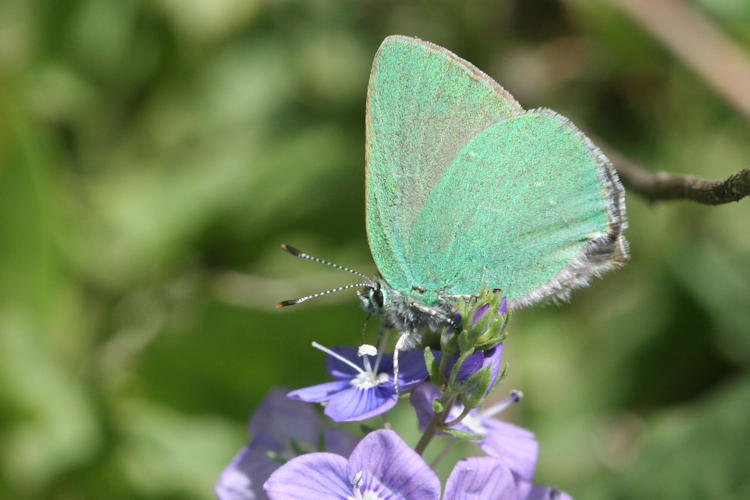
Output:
406,109,627,307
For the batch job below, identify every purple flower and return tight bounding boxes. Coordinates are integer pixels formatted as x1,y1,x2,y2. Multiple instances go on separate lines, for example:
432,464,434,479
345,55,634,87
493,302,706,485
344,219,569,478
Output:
287,343,428,422
481,415,539,481
215,388,358,500
448,295,507,328
264,429,440,499
411,382,538,483
471,302,492,328
445,344,505,392
499,295,509,316
453,296,508,330
264,429,522,499
410,383,571,498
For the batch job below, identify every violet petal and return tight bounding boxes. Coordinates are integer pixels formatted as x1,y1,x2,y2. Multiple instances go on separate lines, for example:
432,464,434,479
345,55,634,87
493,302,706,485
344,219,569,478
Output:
516,479,573,500
438,346,503,389
444,456,517,500
410,381,442,432
378,349,429,389
347,429,441,499
215,445,260,500
498,297,508,316
455,351,485,385
263,452,350,499
471,303,491,328
483,345,504,391
217,389,358,500
324,385,397,422
352,469,398,498
481,418,539,481
249,388,323,446
287,380,350,403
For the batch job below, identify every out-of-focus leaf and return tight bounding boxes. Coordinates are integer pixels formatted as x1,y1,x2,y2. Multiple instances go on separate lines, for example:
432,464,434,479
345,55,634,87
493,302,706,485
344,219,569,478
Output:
153,0,262,42
0,312,99,496
113,398,245,499
611,375,750,499
669,241,750,365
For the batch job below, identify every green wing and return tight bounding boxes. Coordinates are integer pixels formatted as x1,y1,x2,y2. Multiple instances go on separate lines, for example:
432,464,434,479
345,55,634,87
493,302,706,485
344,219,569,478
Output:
406,110,628,307
366,35,523,293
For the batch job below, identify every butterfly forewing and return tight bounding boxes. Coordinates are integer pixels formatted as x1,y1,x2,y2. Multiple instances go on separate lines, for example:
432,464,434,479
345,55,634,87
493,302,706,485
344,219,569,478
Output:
366,35,523,293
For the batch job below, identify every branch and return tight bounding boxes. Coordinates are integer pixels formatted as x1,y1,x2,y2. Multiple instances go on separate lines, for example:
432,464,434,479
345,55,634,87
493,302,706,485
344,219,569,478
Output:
610,151,750,205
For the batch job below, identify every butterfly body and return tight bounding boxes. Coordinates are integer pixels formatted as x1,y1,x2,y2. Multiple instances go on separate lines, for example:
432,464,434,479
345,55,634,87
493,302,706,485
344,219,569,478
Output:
359,277,453,346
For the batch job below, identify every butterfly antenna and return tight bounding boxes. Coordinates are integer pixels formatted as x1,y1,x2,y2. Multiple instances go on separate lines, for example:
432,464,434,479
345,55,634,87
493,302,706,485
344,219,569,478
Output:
277,282,373,308
280,244,373,282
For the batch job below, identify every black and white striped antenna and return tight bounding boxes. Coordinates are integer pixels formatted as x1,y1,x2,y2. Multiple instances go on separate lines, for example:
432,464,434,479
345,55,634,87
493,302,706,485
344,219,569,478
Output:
276,244,374,308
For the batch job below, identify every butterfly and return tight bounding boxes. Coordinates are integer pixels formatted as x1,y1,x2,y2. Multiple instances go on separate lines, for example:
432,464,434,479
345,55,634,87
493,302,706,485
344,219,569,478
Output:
279,35,628,347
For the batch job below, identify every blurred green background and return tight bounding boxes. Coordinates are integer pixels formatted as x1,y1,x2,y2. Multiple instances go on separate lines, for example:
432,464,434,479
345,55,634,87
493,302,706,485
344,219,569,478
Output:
1,0,749,498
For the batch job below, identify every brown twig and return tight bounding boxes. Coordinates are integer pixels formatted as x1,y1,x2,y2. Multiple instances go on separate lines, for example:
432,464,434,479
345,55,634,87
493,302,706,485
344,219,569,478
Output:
572,0,750,205
609,151,750,205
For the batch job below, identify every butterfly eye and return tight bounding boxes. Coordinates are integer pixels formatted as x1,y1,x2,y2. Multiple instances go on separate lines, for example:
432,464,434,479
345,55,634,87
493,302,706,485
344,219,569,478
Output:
370,287,384,309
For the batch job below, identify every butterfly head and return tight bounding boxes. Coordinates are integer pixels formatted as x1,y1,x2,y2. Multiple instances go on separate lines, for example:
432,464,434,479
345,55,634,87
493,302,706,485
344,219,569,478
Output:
276,245,450,337
357,279,387,315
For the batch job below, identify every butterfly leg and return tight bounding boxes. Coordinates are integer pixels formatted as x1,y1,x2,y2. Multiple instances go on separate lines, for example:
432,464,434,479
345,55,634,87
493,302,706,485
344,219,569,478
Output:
393,335,404,395
410,301,456,329
393,331,416,395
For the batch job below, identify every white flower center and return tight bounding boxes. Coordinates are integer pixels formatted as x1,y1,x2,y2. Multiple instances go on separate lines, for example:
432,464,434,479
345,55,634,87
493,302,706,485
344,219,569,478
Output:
458,410,487,435
310,341,391,390
351,370,390,389
357,492,382,500
348,471,386,500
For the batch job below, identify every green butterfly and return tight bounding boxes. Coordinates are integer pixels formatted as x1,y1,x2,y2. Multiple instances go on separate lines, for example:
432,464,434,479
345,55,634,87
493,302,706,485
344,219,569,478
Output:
281,35,628,345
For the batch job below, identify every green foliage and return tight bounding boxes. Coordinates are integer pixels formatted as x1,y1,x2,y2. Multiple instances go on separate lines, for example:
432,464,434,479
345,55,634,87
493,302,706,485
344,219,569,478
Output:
1,1,749,499
461,366,493,409
424,346,440,382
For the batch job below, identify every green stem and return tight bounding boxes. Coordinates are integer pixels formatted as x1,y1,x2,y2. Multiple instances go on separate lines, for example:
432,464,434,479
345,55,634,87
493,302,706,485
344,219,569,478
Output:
443,405,471,428
414,394,457,455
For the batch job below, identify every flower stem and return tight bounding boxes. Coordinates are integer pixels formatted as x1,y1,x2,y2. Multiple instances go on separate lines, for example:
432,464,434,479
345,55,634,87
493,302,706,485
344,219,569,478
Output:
380,413,392,430
414,394,457,455
414,414,440,455
443,406,472,428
